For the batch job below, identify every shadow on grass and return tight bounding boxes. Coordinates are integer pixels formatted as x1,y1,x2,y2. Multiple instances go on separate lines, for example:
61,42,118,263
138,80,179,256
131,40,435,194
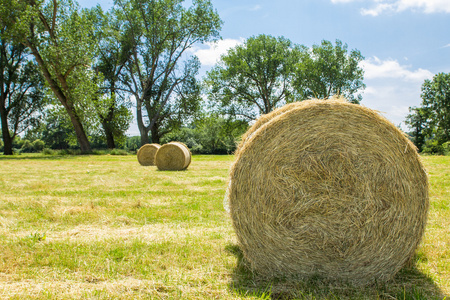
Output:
225,244,448,300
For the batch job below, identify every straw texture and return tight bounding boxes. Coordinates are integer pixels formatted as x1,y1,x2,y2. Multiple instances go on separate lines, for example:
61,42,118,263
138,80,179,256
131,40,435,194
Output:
155,142,191,171
237,102,306,155
228,99,429,285
137,143,161,166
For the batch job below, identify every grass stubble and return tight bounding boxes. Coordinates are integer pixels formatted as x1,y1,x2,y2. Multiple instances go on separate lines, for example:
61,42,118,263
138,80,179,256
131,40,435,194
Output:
0,154,448,299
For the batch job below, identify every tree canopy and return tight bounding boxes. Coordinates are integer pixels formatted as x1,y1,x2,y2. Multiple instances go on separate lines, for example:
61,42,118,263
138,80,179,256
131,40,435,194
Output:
294,40,365,104
114,0,222,145
421,73,450,143
91,6,132,149
205,34,300,120
0,0,99,152
406,72,450,154
205,35,365,121
0,1,373,153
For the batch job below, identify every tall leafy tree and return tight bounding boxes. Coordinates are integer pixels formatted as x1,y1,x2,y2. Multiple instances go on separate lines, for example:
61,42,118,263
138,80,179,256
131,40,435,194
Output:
0,36,44,155
205,34,301,120
420,72,450,143
1,0,98,152
91,6,132,149
115,0,222,145
294,39,365,104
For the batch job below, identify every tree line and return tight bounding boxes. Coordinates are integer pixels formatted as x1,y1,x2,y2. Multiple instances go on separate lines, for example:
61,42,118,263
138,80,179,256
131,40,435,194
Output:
1,0,222,155
0,0,446,155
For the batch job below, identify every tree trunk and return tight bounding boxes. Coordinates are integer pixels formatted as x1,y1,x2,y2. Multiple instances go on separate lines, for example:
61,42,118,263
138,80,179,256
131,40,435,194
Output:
102,120,116,149
100,103,116,149
102,85,117,149
136,97,150,146
139,126,150,146
151,124,160,144
0,106,13,155
66,107,91,152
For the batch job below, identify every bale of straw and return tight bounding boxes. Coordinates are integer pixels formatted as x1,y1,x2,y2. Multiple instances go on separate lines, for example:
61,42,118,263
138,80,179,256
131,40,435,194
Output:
155,142,191,171
228,99,429,285
236,96,347,156
137,143,161,166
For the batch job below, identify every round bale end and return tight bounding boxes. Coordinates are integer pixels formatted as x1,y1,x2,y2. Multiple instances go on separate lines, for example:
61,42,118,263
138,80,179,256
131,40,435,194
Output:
228,99,429,285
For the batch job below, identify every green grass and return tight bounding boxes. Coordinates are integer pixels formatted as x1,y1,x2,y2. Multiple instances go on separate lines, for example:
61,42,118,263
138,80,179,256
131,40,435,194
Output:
0,154,448,299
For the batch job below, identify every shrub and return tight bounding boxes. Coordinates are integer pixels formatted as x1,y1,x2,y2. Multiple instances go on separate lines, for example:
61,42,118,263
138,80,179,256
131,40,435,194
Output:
33,139,45,152
125,136,140,152
20,139,33,153
110,149,129,156
443,141,450,155
422,139,445,155
42,148,55,155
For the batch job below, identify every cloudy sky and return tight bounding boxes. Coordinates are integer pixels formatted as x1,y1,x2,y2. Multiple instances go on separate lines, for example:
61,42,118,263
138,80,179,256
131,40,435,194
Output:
79,0,450,133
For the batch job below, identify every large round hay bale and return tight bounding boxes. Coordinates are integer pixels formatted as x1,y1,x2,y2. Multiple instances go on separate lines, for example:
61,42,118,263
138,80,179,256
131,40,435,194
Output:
137,143,161,166
228,99,429,285
155,142,191,171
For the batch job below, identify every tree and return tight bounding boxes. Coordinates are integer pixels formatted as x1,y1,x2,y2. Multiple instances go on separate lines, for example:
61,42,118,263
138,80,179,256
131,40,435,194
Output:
294,39,365,103
115,0,222,145
405,72,450,153
420,72,450,143
91,6,132,149
1,0,98,152
404,106,428,152
205,34,301,120
0,36,44,155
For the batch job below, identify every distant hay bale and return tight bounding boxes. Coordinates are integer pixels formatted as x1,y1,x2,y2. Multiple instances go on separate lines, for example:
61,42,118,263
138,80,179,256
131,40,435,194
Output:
155,142,191,171
137,143,161,166
228,99,429,285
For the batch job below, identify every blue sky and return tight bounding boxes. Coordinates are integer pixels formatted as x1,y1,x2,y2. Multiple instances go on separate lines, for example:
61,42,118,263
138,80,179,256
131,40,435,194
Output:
79,0,450,134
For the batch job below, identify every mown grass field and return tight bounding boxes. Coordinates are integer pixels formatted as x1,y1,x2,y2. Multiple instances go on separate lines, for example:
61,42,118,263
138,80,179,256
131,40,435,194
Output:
0,154,448,299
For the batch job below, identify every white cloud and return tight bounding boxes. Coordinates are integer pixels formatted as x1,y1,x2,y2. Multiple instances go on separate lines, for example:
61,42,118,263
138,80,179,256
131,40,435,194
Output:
192,38,244,67
361,3,393,16
250,5,262,11
332,0,450,15
361,57,433,82
360,57,433,129
396,0,450,13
